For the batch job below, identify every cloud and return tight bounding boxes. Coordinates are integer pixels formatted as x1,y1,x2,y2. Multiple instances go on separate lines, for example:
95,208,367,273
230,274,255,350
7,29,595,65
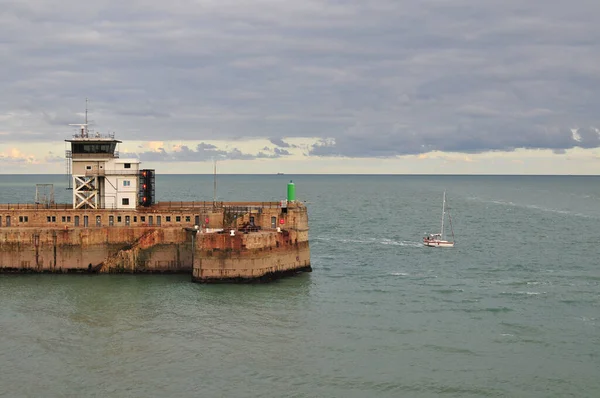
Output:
1,0,599,159
44,151,65,163
269,137,290,148
122,142,290,162
0,148,37,163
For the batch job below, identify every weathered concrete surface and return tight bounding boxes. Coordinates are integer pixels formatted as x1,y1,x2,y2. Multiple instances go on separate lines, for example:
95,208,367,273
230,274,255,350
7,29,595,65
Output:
0,201,311,282
0,227,191,273
192,202,311,282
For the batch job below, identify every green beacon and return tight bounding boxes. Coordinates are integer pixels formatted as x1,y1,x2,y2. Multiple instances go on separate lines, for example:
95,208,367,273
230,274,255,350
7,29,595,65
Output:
287,180,296,202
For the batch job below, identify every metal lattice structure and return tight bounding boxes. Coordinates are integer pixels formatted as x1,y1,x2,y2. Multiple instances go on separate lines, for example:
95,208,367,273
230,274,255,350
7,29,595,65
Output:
73,176,99,209
65,149,72,189
35,184,55,207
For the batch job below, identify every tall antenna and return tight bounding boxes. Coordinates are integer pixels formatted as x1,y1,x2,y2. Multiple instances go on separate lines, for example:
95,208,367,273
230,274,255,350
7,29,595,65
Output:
85,97,88,125
213,157,217,206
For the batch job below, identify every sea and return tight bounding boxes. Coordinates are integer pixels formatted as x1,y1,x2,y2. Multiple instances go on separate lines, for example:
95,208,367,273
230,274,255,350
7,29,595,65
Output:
0,174,599,398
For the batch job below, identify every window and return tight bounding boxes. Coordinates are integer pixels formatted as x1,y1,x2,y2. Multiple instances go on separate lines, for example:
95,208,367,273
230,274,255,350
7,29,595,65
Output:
24,216,28,222
86,165,92,170
67,216,71,222
124,163,131,169
141,216,146,222
109,215,114,226
195,215,200,226
52,216,56,222
185,216,191,222
157,216,161,226
122,198,129,205
117,216,122,223
19,216,24,222
0,216,2,227
125,216,130,226
123,180,130,187
133,216,137,223
271,216,277,228
72,143,115,154
47,216,51,222
148,216,153,226
176,216,181,222
83,216,88,227
6,216,10,227
96,216,101,227
74,216,79,226
61,216,66,222
166,216,171,222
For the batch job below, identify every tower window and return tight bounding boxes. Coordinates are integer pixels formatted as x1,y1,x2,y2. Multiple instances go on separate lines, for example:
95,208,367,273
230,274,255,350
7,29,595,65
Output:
124,163,131,169
123,180,130,187
122,198,130,205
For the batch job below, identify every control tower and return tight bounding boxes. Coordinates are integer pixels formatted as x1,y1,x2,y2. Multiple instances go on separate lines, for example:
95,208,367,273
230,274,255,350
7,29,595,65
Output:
65,122,141,210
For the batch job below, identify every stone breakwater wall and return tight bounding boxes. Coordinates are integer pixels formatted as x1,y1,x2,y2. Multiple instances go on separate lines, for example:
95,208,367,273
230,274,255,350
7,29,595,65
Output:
0,202,311,282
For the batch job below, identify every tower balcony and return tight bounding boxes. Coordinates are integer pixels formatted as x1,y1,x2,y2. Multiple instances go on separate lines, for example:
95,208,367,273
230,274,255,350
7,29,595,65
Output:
84,169,140,177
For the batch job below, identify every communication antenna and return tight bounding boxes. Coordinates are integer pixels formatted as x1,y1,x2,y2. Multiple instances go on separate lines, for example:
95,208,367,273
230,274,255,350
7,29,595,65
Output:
68,98,91,138
213,157,217,206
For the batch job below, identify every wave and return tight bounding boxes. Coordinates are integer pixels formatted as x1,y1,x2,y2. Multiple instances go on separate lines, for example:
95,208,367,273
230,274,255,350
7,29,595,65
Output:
466,196,598,219
500,291,545,296
313,236,423,248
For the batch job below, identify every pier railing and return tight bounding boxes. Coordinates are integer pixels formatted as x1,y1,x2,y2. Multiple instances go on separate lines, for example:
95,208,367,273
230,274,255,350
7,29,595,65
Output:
0,201,292,211
0,203,72,210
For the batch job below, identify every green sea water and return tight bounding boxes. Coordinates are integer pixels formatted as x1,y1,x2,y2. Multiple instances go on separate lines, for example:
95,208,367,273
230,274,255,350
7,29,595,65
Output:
1,174,599,397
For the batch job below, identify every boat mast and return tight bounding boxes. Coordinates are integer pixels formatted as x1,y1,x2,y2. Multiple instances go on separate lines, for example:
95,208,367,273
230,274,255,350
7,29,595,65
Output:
440,191,446,239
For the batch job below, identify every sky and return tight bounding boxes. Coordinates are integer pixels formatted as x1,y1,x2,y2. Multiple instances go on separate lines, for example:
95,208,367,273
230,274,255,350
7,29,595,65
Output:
1,0,600,174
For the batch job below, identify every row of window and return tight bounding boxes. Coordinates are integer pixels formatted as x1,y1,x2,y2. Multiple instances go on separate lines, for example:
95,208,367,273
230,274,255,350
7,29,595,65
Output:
0,215,197,227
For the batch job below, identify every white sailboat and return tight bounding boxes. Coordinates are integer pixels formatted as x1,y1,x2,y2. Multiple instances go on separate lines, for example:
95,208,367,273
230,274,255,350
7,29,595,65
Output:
423,191,455,248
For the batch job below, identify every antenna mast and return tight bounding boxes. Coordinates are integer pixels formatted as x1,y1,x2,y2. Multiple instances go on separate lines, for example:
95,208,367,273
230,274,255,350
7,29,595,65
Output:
213,158,217,206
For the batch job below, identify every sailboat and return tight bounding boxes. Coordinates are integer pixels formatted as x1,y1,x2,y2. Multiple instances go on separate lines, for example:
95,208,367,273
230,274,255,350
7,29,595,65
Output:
423,191,455,247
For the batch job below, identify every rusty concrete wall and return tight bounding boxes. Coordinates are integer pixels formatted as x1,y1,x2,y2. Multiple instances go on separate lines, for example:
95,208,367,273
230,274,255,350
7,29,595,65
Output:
192,204,311,282
0,202,310,281
0,227,192,273
192,239,311,282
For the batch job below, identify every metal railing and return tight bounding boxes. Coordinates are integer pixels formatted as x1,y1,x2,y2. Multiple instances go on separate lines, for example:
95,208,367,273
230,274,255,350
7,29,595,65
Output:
0,200,298,211
84,169,140,176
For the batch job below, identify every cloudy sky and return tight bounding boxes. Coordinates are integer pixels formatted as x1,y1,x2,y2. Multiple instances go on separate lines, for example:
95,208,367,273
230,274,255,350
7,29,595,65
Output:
1,0,600,174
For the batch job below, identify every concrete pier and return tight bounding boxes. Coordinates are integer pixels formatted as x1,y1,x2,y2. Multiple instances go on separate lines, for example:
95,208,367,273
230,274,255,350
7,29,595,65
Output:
0,201,311,282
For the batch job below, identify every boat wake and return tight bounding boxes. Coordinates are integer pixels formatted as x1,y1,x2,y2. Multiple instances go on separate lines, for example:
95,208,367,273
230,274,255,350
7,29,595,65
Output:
313,236,423,248
466,196,598,219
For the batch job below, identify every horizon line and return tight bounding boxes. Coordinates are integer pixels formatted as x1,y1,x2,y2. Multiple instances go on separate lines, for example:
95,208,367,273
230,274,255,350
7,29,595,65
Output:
0,173,598,177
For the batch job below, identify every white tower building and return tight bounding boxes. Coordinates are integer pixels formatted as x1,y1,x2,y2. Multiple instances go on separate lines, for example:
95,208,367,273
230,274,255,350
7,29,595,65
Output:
65,123,140,210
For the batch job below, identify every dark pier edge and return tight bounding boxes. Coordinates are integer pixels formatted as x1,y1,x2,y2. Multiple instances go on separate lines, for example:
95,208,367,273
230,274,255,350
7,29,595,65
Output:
192,264,313,284
0,265,313,283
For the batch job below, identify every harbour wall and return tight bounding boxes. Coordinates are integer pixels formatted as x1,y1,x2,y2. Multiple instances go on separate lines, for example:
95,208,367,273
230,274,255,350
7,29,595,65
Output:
0,202,311,282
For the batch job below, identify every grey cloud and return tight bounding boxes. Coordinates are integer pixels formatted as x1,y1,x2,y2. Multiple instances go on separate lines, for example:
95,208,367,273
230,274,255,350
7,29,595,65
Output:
1,0,600,157
44,152,65,163
122,142,289,162
269,138,290,148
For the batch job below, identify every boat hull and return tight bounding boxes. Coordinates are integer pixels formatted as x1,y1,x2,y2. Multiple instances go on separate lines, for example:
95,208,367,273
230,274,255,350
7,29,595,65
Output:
423,240,454,248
